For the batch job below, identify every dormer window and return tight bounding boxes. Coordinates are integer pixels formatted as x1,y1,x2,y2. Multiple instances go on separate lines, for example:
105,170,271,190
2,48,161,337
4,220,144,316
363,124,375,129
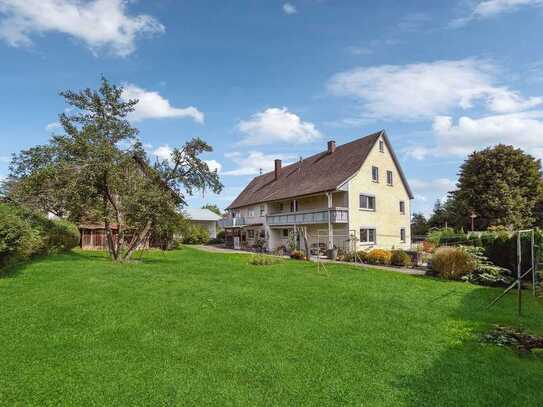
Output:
372,166,379,183
379,140,384,153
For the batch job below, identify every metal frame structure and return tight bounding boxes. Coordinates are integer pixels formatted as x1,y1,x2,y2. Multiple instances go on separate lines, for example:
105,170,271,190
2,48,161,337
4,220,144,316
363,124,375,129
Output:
489,229,538,315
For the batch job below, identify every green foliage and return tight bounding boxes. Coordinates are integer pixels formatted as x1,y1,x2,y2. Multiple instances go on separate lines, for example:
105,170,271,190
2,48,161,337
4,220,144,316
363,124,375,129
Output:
216,230,225,241
411,212,429,236
182,225,210,245
248,254,281,266
367,249,392,265
427,227,467,246
451,145,543,230
390,250,412,267
0,203,79,269
0,204,35,267
462,246,513,287
7,77,222,262
431,247,476,280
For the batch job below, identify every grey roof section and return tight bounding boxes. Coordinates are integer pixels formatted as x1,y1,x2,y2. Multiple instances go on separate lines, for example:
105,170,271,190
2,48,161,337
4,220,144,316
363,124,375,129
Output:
183,208,221,221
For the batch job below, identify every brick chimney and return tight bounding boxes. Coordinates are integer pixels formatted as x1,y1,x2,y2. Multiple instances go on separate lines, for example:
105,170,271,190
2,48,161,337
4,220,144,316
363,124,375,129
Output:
327,140,336,154
274,159,282,180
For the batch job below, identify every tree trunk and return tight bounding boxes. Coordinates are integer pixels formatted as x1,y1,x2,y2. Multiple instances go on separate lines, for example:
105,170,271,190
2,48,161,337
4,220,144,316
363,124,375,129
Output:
122,220,152,261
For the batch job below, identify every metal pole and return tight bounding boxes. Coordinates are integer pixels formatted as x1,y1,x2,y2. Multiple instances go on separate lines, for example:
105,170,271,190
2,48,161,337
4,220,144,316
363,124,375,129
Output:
517,232,522,316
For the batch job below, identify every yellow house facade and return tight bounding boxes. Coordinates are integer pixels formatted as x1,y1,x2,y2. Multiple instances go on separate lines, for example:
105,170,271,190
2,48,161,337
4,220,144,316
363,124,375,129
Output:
221,131,413,253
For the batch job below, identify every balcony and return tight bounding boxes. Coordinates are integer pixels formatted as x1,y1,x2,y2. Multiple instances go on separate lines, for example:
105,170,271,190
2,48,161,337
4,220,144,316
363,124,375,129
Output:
219,216,265,228
266,208,348,226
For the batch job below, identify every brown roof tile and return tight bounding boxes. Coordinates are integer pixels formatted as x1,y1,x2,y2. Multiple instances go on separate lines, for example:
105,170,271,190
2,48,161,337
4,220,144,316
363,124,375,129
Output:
227,131,413,209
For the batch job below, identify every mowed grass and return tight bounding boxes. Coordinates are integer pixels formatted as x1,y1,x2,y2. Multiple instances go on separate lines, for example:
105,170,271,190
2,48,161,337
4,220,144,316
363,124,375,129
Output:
1,248,542,406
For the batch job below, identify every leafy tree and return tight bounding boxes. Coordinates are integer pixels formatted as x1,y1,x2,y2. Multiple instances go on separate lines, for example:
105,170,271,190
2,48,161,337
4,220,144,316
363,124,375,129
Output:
427,200,449,229
8,77,222,261
201,204,221,216
452,145,543,230
411,212,429,236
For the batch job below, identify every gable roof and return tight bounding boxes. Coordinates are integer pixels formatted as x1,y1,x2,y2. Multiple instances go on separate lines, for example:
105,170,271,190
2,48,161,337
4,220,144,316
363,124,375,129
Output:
183,207,221,221
227,130,413,210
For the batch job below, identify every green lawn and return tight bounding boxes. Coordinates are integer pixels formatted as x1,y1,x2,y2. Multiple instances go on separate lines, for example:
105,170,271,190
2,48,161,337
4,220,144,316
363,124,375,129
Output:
1,248,542,406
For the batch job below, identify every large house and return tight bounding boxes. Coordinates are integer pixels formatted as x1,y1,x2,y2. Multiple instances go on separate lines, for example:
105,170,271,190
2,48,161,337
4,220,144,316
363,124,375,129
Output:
222,131,413,253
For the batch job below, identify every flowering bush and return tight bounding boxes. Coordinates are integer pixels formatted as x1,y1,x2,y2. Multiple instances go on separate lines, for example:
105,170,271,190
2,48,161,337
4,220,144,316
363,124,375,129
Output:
367,249,392,265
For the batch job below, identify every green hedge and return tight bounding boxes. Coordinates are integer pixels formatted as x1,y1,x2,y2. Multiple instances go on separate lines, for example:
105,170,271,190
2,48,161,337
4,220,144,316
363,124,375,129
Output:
0,203,80,269
182,225,210,245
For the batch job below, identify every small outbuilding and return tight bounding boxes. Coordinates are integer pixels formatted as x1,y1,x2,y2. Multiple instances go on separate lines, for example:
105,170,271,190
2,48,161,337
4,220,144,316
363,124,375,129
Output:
183,208,221,238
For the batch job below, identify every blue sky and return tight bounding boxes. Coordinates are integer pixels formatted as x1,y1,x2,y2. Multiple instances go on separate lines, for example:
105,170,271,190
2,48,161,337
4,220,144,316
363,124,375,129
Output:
1,0,543,216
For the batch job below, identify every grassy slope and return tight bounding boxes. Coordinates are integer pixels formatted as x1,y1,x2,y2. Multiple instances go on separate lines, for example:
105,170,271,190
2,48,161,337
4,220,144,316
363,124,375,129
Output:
0,248,542,406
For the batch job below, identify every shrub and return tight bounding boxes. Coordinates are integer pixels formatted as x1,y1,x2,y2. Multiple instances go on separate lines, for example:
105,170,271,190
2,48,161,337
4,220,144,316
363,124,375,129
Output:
431,247,476,280
367,249,391,265
216,230,225,241
182,225,210,245
248,254,281,266
0,205,35,267
390,250,412,267
43,219,80,252
462,246,513,287
290,250,306,260
340,250,368,263
421,240,435,253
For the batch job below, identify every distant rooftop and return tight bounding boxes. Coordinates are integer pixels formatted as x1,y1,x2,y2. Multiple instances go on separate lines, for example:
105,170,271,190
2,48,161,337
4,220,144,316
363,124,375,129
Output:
183,207,221,221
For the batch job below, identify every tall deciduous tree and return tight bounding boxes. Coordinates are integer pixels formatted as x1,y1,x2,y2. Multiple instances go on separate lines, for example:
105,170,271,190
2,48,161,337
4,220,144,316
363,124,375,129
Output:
8,78,222,261
451,145,543,230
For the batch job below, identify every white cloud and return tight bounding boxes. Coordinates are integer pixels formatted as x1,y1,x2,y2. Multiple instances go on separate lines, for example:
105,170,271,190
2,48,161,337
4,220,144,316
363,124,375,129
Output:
431,112,543,158
223,151,295,176
45,121,61,132
452,0,543,25
205,159,222,173
404,146,434,160
409,178,456,194
238,107,321,145
328,59,542,121
152,145,173,162
122,84,204,123
283,3,297,14
0,0,164,57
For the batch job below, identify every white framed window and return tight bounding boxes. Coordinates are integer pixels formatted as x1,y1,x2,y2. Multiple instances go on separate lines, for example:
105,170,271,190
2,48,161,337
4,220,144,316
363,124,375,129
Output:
279,203,284,212
360,228,376,244
372,166,379,183
260,205,265,216
359,194,376,211
379,140,384,153
248,230,255,239
387,170,393,186
400,228,406,243
282,229,289,238
248,208,255,217
399,200,405,215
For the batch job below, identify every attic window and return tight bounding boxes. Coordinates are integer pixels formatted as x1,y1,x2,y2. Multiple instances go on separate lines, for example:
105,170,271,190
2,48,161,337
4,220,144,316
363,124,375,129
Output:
379,140,384,153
